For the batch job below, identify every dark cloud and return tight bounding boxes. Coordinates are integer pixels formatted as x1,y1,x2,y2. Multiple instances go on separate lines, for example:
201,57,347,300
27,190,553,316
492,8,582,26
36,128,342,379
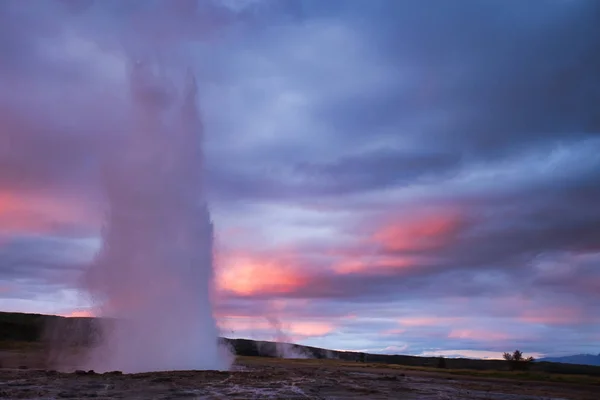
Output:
314,0,600,157
207,148,463,202
296,149,463,193
0,235,94,296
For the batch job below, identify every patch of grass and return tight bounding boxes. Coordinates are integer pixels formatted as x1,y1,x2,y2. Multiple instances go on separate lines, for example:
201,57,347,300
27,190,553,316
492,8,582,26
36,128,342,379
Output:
400,366,600,385
2,311,600,383
238,356,600,386
356,362,600,385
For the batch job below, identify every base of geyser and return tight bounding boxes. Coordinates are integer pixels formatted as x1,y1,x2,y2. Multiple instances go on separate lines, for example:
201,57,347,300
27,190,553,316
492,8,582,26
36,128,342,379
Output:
77,322,235,374
84,346,234,374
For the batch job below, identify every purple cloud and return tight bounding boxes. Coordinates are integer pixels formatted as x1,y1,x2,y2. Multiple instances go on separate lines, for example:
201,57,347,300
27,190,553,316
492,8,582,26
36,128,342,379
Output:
1,0,599,359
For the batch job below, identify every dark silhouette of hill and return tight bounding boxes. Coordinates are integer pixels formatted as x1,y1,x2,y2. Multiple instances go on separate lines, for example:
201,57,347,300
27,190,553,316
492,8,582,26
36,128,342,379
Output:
2,311,600,378
538,354,600,366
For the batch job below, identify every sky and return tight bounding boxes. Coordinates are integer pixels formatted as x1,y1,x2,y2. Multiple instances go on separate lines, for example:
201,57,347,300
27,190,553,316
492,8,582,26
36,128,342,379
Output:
1,0,599,359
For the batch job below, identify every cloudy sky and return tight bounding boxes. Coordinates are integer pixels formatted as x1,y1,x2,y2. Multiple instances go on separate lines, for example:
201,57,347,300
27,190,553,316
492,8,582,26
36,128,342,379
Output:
1,0,599,359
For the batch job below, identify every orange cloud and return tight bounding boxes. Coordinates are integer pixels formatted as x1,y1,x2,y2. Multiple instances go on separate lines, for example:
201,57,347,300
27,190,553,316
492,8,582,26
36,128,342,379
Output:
64,309,95,318
216,252,308,296
288,321,334,337
372,208,462,253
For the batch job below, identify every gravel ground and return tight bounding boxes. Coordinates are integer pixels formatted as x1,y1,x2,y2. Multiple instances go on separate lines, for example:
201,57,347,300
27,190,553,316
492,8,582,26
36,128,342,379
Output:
0,352,597,399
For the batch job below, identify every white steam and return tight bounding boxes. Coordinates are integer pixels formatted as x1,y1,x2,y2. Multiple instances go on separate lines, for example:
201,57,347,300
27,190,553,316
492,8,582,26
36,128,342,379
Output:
82,62,232,373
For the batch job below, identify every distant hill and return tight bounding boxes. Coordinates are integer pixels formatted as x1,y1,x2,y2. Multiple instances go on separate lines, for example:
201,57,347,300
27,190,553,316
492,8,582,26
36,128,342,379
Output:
538,354,600,366
2,311,600,378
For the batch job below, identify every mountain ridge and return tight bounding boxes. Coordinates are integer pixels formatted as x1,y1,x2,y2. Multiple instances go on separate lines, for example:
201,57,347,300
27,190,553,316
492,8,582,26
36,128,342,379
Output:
538,354,600,366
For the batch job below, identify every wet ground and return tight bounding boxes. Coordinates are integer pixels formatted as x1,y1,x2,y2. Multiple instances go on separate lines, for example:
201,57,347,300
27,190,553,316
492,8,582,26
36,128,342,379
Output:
0,354,597,399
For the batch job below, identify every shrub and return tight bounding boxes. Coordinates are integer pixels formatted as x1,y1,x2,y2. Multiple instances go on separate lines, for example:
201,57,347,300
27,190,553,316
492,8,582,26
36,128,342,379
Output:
503,350,534,371
437,357,447,369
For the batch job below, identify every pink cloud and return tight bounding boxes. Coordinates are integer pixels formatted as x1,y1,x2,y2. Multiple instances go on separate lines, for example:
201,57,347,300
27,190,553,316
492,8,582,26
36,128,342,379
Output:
332,255,415,274
211,205,469,300
328,206,465,275
447,329,511,342
519,306,593,326
218,315,335,340
288,321,335,338
381,328,406,335
0,284,14,293
372,207,463,253
0,190,99,236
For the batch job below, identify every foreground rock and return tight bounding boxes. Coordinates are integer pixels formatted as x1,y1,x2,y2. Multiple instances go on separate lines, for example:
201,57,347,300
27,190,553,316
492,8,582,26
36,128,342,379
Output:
0,359,596,399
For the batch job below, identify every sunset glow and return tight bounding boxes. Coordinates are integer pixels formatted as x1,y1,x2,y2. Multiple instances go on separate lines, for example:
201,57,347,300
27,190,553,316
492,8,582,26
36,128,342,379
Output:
217,254,308,296
64,310,95,318
1,0,599,361
0,190,97,235
372,210,463,253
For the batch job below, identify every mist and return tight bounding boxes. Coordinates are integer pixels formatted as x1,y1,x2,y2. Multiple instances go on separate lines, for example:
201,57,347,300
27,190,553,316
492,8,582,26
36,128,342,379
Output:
0,0,251,373
79,62,232,372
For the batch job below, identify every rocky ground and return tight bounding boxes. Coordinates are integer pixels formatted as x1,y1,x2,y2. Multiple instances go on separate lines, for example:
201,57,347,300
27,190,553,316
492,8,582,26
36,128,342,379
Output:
0,353,598,399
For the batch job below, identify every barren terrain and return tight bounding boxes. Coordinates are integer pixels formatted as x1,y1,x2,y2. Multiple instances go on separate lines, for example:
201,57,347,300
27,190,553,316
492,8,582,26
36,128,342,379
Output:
1,351,598,399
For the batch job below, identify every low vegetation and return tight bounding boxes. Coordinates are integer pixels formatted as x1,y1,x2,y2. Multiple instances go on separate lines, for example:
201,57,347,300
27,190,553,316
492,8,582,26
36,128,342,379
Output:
241,356,600,386
503,349,534,371
436,357,447,369
2,311,600,384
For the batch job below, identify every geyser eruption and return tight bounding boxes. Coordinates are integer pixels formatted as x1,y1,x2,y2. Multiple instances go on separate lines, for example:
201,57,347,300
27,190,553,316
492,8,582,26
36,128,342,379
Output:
83,62,231,373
